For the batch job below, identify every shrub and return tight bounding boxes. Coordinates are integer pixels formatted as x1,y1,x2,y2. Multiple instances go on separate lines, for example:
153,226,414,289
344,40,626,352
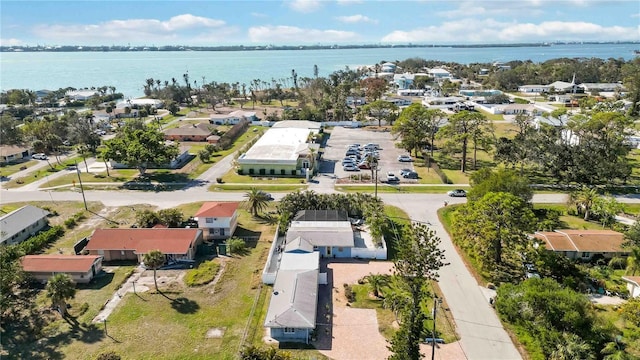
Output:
227,237,246,255
608,257,626,269
343,284,356,302
64,218,77,228
18,226,64,256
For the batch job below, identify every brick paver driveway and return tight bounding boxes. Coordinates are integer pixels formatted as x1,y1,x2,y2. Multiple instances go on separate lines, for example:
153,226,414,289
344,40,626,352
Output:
316,260,466,360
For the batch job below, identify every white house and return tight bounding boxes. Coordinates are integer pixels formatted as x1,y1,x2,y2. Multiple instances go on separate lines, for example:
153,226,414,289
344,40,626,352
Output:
0,205,50,245
428,68,451,79
194,202,239,240
66,90,98,101
422,96,466,110
393,73,415,90
622,276,640,298
210,110,257,125
518,85,550,94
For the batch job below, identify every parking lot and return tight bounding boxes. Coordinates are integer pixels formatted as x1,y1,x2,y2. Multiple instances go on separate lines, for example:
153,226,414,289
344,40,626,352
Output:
321,127,416,183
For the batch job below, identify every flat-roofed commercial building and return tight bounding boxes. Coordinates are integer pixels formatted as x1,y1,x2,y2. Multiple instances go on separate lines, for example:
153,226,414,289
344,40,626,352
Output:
237,127,318,177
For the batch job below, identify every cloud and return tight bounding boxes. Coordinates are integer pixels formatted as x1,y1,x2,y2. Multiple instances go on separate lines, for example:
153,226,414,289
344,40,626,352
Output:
31,14,229,44
437,1,544,18
248,25,359,43
336,14,378,24
632,13,640,18
251,12,269,18
0,38,24,46
287,0,322,13
336,0,364,5
381,19,640,43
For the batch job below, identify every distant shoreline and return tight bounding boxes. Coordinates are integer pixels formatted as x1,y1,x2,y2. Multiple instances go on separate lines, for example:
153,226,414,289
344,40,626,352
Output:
3,41,639,53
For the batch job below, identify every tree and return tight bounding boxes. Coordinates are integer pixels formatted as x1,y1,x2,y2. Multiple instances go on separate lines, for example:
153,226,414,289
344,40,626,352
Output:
452,192,535,278
0,115,23,145
46,273,76,316
244,187,270,217
167,101,180,115
143,250,165,292
569,187,599,221
392,104,436,157
360,77,388,101
437,110,489,172
468,168,533,203
591,195,624,228
549,333,595,360
627,247,640,276
363,100,398,127
157,208,184,228
135,209,159,228
364,273,388,298
624,221,640,248
103,123,178,175
388,223,446,360
227,237,246,256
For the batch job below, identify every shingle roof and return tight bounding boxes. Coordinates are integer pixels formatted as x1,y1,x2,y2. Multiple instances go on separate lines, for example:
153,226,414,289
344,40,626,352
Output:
264,269,318,329
194,202,239,218
286,221,354,248
533,230,626,253
21,255,102,273
163,123,215,136
284,236,315,253
0,144,31,157
0,205,50,244
86,228,201,255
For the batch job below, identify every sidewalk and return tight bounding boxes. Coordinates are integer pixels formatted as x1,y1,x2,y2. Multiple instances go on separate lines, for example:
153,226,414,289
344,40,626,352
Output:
93,266,145,323
16,158,96,191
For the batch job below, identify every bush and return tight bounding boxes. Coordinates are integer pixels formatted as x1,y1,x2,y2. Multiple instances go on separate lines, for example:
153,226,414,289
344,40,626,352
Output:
18,226,64,256
608,257,626,269
184,260,221,286
227,237,247,255
64,218,77,228
343,284,356,302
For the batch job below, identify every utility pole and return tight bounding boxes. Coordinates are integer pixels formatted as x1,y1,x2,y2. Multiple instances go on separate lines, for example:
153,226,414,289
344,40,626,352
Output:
431,296,442,360
76,163,88,210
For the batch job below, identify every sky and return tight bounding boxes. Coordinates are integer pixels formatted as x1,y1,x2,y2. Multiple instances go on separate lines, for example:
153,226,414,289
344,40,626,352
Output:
1,0,639,46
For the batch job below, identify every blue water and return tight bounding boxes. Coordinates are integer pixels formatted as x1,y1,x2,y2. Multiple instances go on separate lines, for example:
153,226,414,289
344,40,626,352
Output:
1,43,637,99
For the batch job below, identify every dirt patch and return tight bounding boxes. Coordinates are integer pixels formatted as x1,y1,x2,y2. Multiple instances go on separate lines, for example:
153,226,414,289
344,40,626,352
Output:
206,327,225,339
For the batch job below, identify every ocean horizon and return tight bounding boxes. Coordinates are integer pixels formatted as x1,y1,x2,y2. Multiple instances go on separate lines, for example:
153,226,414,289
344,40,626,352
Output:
1,42,637,99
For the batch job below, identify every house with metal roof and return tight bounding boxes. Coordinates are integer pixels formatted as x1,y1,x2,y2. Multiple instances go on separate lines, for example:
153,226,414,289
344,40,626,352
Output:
193,202,239,240
531,229,628,261
0,205,50,245
84,228,203,263
21,255,103,284
264,243,320,343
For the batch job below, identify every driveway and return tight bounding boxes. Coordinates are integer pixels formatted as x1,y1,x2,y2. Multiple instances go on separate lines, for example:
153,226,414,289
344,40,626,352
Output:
317,260,466,360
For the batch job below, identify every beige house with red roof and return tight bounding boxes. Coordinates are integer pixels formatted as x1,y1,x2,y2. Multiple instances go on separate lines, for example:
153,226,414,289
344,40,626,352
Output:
85,228,203,262
622,276,640,298
194,202,239,240
21,255,103,284
532,229,628,261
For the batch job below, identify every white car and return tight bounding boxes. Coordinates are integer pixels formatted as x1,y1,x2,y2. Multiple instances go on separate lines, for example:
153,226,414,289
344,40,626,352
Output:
386,172,400,183
32,153,47,160
398,155,413,162
343,163,359,171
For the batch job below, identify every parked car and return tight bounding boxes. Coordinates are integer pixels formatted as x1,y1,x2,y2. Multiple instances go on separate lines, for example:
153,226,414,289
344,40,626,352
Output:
398,155,413,162
342,158,356,166
258,190,274,200
447,189,467,197
402,171,418,179
343,163,359,171
387,172,400,183
364,143,380,150
32,153,47,160
357,162,371,169
399,168,412,176
346,150,360,156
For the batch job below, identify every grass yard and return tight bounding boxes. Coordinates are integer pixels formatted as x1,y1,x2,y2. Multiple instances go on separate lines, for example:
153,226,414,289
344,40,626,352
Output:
3,156,83,189
220,171,308,185
477,109,504,121
593,305,640,358
412,161,447,184
533,203,608,230
0,159,39,178
440,169,469,184
492,121,520,139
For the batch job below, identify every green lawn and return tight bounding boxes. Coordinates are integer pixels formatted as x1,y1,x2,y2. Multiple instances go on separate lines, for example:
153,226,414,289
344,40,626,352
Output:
3,156,83,188
492,122,520,139
412,161,446,184
477,109,504,121
210,184,308,192
0,159,39,178
220,171,308,184
335,184,470,194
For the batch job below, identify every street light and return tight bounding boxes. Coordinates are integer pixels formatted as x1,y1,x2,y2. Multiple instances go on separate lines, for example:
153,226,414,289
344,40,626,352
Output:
431,296,443,360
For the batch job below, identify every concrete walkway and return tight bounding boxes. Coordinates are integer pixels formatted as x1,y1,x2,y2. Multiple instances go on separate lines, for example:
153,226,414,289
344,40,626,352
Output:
93,265,145,323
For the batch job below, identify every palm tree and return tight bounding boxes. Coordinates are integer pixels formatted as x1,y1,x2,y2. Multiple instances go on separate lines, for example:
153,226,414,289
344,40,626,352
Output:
143,250,165,292
549,333,595,360
244,187,270,217
601,341,630,360
627,247,640,275
365,273,389,298
46,273,76,316
570,187,599,221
